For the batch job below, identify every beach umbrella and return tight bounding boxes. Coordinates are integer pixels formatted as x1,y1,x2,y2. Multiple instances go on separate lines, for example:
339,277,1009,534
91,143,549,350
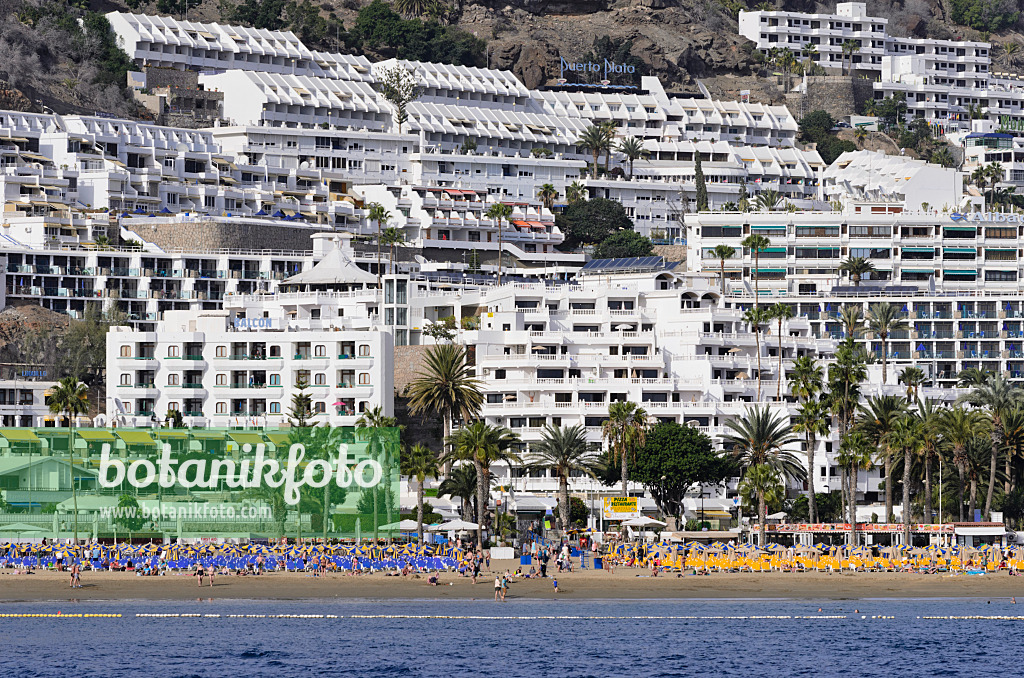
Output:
622,516,666,527
380,519,419,531
429,519,479,532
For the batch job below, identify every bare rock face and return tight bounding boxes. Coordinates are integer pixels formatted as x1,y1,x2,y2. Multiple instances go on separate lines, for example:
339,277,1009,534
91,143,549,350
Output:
0,81,32,112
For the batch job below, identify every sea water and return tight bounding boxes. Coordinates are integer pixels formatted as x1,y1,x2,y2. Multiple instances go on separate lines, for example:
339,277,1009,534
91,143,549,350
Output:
0,597,1015,676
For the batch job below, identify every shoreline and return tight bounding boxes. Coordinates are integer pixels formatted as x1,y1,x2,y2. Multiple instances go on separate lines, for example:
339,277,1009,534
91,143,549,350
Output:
3,563,1024,603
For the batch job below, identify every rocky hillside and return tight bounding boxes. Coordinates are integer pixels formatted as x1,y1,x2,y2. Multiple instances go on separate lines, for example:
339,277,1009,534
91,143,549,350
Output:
0,0,1022,115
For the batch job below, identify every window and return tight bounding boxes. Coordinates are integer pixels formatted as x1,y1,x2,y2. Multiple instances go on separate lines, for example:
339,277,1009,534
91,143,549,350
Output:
167,374,179,386
120,373,131,386
269,402,281,414
120,345,132,358
167,345,180,357
269,374,281,386
314,344,326,357
313,402,326,413
216,402,226,414
270,345,281,357
314,373,326,385
168,402,179,412
358,373,370,385
216,374,227,386
358,344,370,356
216,346,227,357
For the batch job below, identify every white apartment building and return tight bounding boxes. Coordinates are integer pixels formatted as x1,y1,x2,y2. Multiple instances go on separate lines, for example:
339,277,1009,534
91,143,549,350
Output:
0,369,59,428
104,309,392,428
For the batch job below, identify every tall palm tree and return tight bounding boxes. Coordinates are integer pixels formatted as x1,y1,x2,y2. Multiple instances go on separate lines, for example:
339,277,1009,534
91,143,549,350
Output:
1001,405,1024,495
484,202,513,285
380,226,406,275
448,421,520,546
537,183,558,211
599,120,617,173
437,464,477,518
579,124,608,177
842,39,860,75
788,355,823,403
617,136,649,179
743,307,771,400
793,398,829,523
838,304,864,339
724,405,804,546
839,256,875,287
530,424,599,532
987,162,1004,203
401,443,440,543
565,181,587,204
407,344,483,474
867,302,908,385
49,377,88,545
741,234,770,310
711,244,736,296
958,374,1023,519
858,394,908,522
356,405,399,540
838,430,873,545
738,463,784,547
602,401,649,498
914,399,943,524
971,165,989,198
769,302,794,400
939,406,988,521
367,202,391,288
889,414,923,543
899,366,926,401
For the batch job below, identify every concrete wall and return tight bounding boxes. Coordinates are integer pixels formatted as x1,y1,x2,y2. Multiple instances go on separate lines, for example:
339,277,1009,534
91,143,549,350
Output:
787,76,874,120
124,221,331,252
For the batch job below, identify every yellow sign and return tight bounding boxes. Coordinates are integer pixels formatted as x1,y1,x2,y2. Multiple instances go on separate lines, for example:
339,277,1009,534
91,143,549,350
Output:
602,496,640,520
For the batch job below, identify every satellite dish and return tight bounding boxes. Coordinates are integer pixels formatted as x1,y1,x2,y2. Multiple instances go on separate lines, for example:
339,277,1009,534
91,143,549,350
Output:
300,161,310,169
52,113,66,132
237,155,249,165
176,143,189,153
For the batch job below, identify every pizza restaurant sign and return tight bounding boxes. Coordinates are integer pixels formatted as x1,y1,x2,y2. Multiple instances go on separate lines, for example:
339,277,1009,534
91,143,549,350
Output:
559,57,635,81
949,212,1021,223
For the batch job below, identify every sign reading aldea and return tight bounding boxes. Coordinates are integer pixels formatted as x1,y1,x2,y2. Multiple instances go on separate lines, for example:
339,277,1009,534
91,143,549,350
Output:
950,211,1023,223
559,57,636,81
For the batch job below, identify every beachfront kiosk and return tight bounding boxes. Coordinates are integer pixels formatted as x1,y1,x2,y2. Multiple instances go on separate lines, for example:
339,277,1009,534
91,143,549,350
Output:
952,523,1008,549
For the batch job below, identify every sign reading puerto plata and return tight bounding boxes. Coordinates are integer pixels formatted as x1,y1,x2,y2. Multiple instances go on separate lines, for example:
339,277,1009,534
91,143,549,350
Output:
560,57,636,81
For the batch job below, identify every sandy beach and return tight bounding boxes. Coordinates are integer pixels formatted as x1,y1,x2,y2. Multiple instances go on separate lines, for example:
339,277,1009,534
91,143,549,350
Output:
3,562,1024,602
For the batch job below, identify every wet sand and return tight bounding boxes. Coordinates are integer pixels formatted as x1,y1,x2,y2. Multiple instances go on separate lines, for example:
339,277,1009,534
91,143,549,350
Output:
2,562,1024,602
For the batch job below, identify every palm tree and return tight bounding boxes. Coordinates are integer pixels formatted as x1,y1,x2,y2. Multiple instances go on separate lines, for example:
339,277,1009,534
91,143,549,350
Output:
858,394,909,522
839,256,875,287
987,162,1004,203
867,302,908,385
485,202,513,285
407,344,484,474
842,39,860,75
724,405,804,546
939,406,988,521
769,303,794,400
367,202,391,288
971,165,989,198
793,398,829,522
356,405,399,540
602,401,649,498
957,367,991,388
915,399,942,524
754,190,782,212
854,126,868,147
530,424,599,532
401,443,440,543
380,226,406,275
801,42,817,70
617,136,649,179
958,374,1023,519
579,124,608,177
393,0,431,17
899,366,926,401
889,415,923,543
838,304,864,339
448,421,520,546
711,244,736,295
741,234,770,310
743,307,771,400
599,120,617,173
48,377,88,545
837,430,873,545
789,355,823,404
1001,405,1024,495
437,464,477,518
565,181,587,204
929,146,955,168
537,183,558,211
738,464,784,546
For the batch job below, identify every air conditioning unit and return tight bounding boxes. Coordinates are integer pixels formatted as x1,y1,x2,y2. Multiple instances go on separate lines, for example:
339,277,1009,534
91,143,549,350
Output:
482,368,490,376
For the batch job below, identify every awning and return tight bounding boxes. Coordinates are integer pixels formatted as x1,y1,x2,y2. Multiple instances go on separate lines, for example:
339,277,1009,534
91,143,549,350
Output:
902,247,935,252
117,431,156,445
763,247,787,253
943,248,977,253
943,226,977,231
0,429,40,442
228,432,264,446
266,433,292,447
76,430,115,441
755,268,786,273
901,269,935,273
751,224,785,230
946,269,977,275
190,431,226,440
954,526,1006,536
154,430,188,439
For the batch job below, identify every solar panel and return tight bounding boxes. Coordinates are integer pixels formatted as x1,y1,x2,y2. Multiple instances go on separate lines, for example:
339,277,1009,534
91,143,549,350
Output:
580,256,666,275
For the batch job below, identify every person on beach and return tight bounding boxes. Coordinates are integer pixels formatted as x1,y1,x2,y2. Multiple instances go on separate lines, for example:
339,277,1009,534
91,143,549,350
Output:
208,566,214,587
553,578,558,593
500,573,508,602
494,574,501,601
70,561,80,589
195,562,205,587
